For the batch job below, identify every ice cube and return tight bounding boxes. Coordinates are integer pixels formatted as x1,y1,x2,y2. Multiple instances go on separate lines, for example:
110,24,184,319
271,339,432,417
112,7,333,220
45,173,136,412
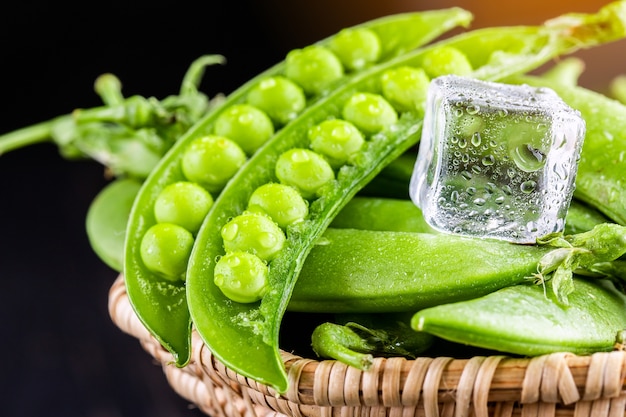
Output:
409,75,586,243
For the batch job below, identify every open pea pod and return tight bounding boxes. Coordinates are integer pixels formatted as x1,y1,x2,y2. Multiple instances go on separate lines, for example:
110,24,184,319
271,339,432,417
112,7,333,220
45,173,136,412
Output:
187,2,626,393
123,7,474,368
512,74,626,226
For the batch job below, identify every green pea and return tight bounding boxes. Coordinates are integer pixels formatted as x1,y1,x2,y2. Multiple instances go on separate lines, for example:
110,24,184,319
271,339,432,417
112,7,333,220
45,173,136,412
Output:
381,66,430,113
247,183,309,229
213,251,269,304
329,27,381,71
342,92,398,134
247,76,306,126
181,135,246,193
140,223,194,281
221,212,286,261
285,46,344,95
154,181,213,234
421,45,473,78
275,148,335,199
214,104,275,155
308,119,365,167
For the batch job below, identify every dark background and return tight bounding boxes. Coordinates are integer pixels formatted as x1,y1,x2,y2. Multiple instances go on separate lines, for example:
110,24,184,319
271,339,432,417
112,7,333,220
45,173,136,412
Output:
0,1,623,416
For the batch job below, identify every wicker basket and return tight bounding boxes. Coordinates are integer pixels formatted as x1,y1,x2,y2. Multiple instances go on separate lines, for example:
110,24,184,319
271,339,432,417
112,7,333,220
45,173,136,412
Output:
108,275,626,417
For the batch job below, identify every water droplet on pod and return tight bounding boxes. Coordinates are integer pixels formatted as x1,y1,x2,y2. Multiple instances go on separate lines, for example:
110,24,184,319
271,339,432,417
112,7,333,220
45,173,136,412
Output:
221,223,239,241
471,132,482,147
520,180,537,194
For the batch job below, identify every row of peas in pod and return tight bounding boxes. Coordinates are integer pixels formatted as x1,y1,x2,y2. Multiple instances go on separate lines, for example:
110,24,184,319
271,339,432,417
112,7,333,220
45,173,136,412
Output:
211,46,474,304
138,26,411,282
124,8,475,368
185,36,500,392
184,6,626,390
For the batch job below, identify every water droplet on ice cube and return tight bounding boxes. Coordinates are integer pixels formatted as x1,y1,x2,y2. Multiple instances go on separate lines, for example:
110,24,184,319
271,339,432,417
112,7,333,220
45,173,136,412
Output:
409,75,586,243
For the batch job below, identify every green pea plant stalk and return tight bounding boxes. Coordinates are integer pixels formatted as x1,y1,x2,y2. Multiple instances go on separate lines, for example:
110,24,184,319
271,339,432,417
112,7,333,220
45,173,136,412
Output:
2,2,626,395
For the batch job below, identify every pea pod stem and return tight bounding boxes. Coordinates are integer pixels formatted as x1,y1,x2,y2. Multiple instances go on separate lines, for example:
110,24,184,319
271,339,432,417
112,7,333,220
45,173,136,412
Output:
533,223,626,304
0,119,59,154
0,55,222,176
187,4,626,393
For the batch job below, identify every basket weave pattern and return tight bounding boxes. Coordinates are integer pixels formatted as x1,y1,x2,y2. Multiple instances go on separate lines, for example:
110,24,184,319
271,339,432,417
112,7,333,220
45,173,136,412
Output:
108,275,626,417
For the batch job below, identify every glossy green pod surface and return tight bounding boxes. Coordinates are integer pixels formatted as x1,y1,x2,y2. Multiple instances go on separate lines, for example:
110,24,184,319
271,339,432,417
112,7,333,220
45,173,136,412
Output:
412,277,626,356
187,4,626,391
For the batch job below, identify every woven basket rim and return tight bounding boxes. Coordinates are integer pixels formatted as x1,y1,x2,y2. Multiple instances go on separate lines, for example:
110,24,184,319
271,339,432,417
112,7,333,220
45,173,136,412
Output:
108,274,626,417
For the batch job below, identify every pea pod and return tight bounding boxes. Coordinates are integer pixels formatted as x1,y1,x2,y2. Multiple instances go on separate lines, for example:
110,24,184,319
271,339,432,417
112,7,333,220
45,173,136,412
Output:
187,4,626,392
563,200,613,235
311,312,433,370
123,8,475,368
412,277,626,356
359,152,416,198
290,228,552,313
290,223,626,314
332,196,610,235
358,152,613,235
331,196,436,233
82,179,612,276
86,178,142,272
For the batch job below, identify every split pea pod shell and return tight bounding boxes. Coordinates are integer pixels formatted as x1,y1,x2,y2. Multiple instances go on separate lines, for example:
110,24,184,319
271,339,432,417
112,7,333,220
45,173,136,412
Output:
187,3,626,393
123,8,475,368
